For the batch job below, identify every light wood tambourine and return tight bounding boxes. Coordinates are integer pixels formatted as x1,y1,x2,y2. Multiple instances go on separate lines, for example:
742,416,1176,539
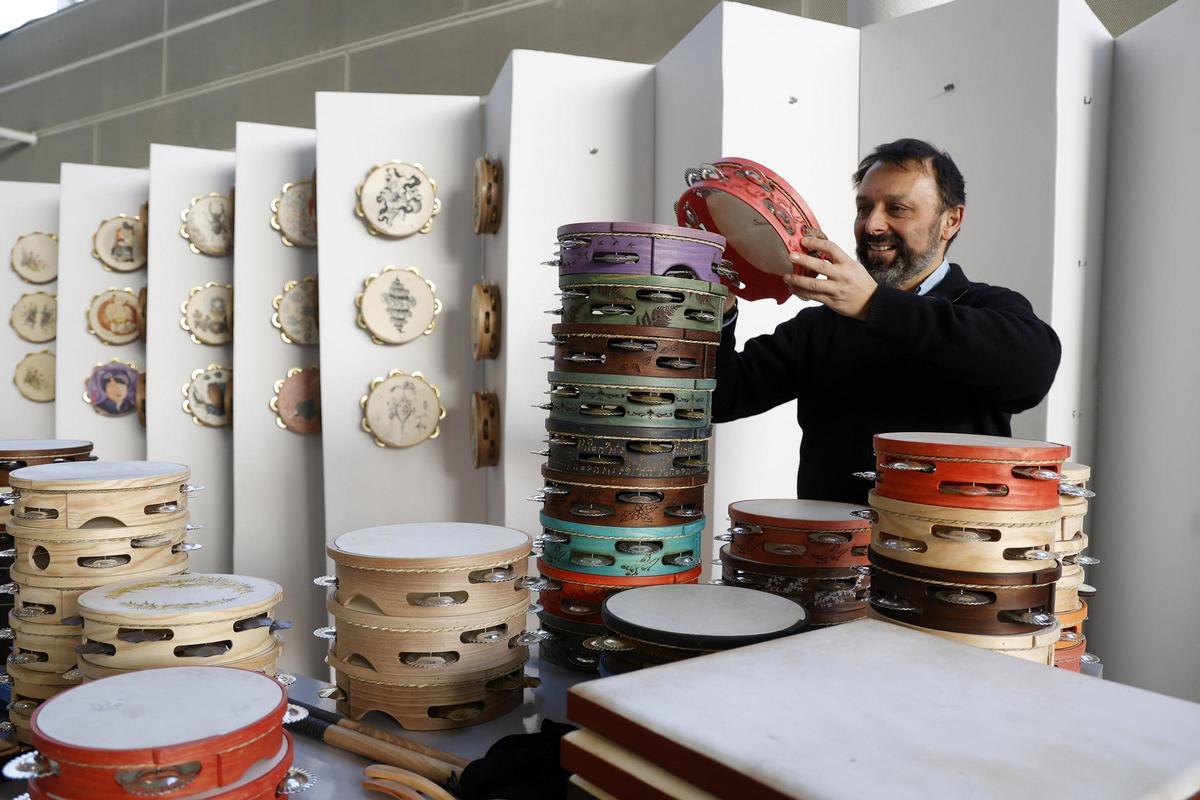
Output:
471,391,500,468
721,498,871,569
471,283,501,360
473,156,503,235
7,461,196,531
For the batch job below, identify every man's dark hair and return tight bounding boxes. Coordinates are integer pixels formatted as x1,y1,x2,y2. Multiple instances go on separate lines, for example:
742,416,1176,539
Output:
853,139,966,248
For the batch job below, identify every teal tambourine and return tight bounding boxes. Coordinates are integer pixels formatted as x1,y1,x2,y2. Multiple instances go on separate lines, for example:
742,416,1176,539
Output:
539,511,706,540
553,273,726,334
544,372,715,430
539,529,703,577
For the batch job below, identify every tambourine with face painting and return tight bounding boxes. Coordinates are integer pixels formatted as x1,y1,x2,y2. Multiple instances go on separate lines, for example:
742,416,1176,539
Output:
534,465,706,528
676,157,822,303
860,432,1072,512
722,498,872,569
543,420,710,480
548,324,719,380
551,222,730,284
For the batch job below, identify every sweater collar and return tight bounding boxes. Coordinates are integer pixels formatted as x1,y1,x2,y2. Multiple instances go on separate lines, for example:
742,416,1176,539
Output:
926,262,970,300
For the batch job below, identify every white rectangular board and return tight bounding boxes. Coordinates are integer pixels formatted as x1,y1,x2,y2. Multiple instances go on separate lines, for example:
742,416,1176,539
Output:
54,165,148,458
483,50,656,535
0,181,58,439
232,122,326,677
314,92,485,543
146,144,235,574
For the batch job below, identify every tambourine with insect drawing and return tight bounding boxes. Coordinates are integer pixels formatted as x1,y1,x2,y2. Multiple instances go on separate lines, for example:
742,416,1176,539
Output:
543,420,710,480
721,498,871,569
319,523,532,618
534,465,706,528
548,323,719,380
551,273,727,334
7,461,195,531
861,432,1072,511
543,372,715,430
676,157,822,303
0,440,93,487
551,222,730,284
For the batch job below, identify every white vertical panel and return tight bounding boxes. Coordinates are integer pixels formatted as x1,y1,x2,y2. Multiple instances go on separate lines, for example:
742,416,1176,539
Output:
656,3,860,564
483,51,656,535
55,165,148,458
232,123,325,677
314,93,484,542
1093,0,1200,702
146,145,235,574
0,181,58,440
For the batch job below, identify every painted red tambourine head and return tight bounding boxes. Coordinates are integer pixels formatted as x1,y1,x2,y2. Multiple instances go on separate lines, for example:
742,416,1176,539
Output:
676,157,821,304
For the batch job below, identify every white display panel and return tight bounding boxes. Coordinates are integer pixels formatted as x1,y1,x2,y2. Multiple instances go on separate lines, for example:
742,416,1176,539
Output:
232,123,325,677
482,50,655,534
314,93,485,543
1093,0,1200,703
146,144,234,573
55,165,148,457
859,0,1112,459
0,181,58,440
655,3,861,566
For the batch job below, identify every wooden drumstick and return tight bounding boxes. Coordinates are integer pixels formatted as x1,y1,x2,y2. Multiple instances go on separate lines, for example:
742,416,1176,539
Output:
364,764,458,800
291,715,459,785
289,699,469,769
363,777,426,800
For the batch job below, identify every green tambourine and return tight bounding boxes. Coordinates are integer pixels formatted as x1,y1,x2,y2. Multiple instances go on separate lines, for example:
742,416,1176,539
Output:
553,274,727,333
538,514,704,577
539,511,706,540
543,371,715,430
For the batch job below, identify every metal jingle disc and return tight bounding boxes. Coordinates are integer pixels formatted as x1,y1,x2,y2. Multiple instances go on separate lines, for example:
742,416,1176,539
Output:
1078,584,1097,597
465,628,506,644
637,290,684,303
627,392,671,406
283,704,309,724
675,410,706,420
471,568,515,583
12,607,48,620
665,554,700,567
416,594,462,608
401,652,456,668
279,767,316,795
932,528,993,542
616,542,661,556
562,601,597,616
79,556,127,569
615,491,663,505
628,441,674,454
609,339,656,352
1002,610,1055,626
869,594,919,613
540,530,570,544
933,589,992,606
577,453,622,465
570,503,612,518
661,358,698,370
808,532,851,545
580,404,623,417
878,538,923,553
571,553,614,567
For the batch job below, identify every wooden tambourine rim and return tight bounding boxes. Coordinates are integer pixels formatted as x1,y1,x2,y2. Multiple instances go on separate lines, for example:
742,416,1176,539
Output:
717,546,868,582
536,559,702,589
1055,600,1088,630
77,573,283,626
8,460,189,493
470,391,500,468
472,156,502,235
470,283,501,360
867,491,1063,527
328,524,532,572
874,432,1071,464
728,498,871,532
868,549,1061,587
0,440,93,462
541,464,709,491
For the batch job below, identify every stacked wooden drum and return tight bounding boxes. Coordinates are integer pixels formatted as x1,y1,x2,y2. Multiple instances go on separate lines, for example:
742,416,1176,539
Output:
1054,461,1100,671
314,523,536,730
531,221,731,673
72,573,288,681
860,433,1071,665
715,499,872,627
4,666,312,799
1,461,197,743
0,441,95,668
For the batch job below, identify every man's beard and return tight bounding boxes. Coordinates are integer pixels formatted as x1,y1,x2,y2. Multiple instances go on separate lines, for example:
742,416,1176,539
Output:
857,222,942,288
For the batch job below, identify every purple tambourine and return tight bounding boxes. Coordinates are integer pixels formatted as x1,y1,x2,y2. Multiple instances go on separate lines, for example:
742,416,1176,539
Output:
548,222,737,285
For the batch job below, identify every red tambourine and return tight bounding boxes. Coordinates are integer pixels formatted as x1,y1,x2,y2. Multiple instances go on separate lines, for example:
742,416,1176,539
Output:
17,666,288,799
676,157,821,303
866,432,1072,511
536,560,702,625
723,498,871,569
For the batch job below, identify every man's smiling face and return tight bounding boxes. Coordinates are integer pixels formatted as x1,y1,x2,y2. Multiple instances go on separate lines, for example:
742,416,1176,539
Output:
854,160,953,290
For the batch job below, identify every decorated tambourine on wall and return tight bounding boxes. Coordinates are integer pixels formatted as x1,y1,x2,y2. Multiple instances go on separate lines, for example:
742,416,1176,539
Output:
9,292,56,344
676,157,822,303
91,215,147,272
86,288,142,346
183,364,231,427
471,391,499,468
179,282,232,346
360,369,444,448
272,276,318,345
271,366,321,435
13,350,55,403
82,359,139,417
270,178,317,247
180,192,234,257
471,282,501,360
473,155,503,235
355,267,440,345
10,231,57,284
355,161,440,238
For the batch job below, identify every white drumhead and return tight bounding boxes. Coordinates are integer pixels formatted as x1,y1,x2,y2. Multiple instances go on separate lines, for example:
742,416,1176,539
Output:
880,432,1064,450
0,440,90,455
79,574,282,616
706,192,792,276
11,460,187,484
730,499,865,522
34,666,282,749
1061,462,1091,481
605,584,804,637
334,523,530,559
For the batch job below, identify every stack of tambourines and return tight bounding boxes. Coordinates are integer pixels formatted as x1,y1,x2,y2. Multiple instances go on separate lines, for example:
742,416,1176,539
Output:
0,441,96,669
581,583,806,675
1,461,199,744
71,573,290,683
715,499,872,627
1054,461,1101,672
530,221,732,673
3,666,313,799
860,433,1080,666
313,523,537,730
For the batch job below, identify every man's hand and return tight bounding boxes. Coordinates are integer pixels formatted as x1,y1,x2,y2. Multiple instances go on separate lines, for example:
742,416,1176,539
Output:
784,233,878,321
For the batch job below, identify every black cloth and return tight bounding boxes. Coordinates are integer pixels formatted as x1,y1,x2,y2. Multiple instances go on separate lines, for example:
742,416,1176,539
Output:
457,719,576,799
713,263,1061,504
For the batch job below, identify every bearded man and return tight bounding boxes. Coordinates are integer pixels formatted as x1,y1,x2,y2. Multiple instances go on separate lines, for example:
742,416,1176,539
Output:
712,138,1061,504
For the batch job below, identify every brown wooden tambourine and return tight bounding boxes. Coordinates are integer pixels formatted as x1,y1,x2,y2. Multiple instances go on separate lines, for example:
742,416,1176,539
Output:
471,283,501,360
867,432,1071,511
75,637,284,682
473,156,503,235
549,324,719,380
725,498,871,569
8,517,192,580
6,613,81,673
8,557,189,625
0,440,93,487
718,546,868,626
1054,563,1085,613
866,608,1059,665
537,465,706,528
471,391,500,468
8,461,193,531
536,608,606,674
332,663,527,731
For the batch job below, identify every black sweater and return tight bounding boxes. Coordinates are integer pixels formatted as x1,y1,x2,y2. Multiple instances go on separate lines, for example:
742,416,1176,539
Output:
712,264,1062,504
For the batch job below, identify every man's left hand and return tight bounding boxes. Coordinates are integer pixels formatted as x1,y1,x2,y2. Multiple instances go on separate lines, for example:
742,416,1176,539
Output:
784,234,878,321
